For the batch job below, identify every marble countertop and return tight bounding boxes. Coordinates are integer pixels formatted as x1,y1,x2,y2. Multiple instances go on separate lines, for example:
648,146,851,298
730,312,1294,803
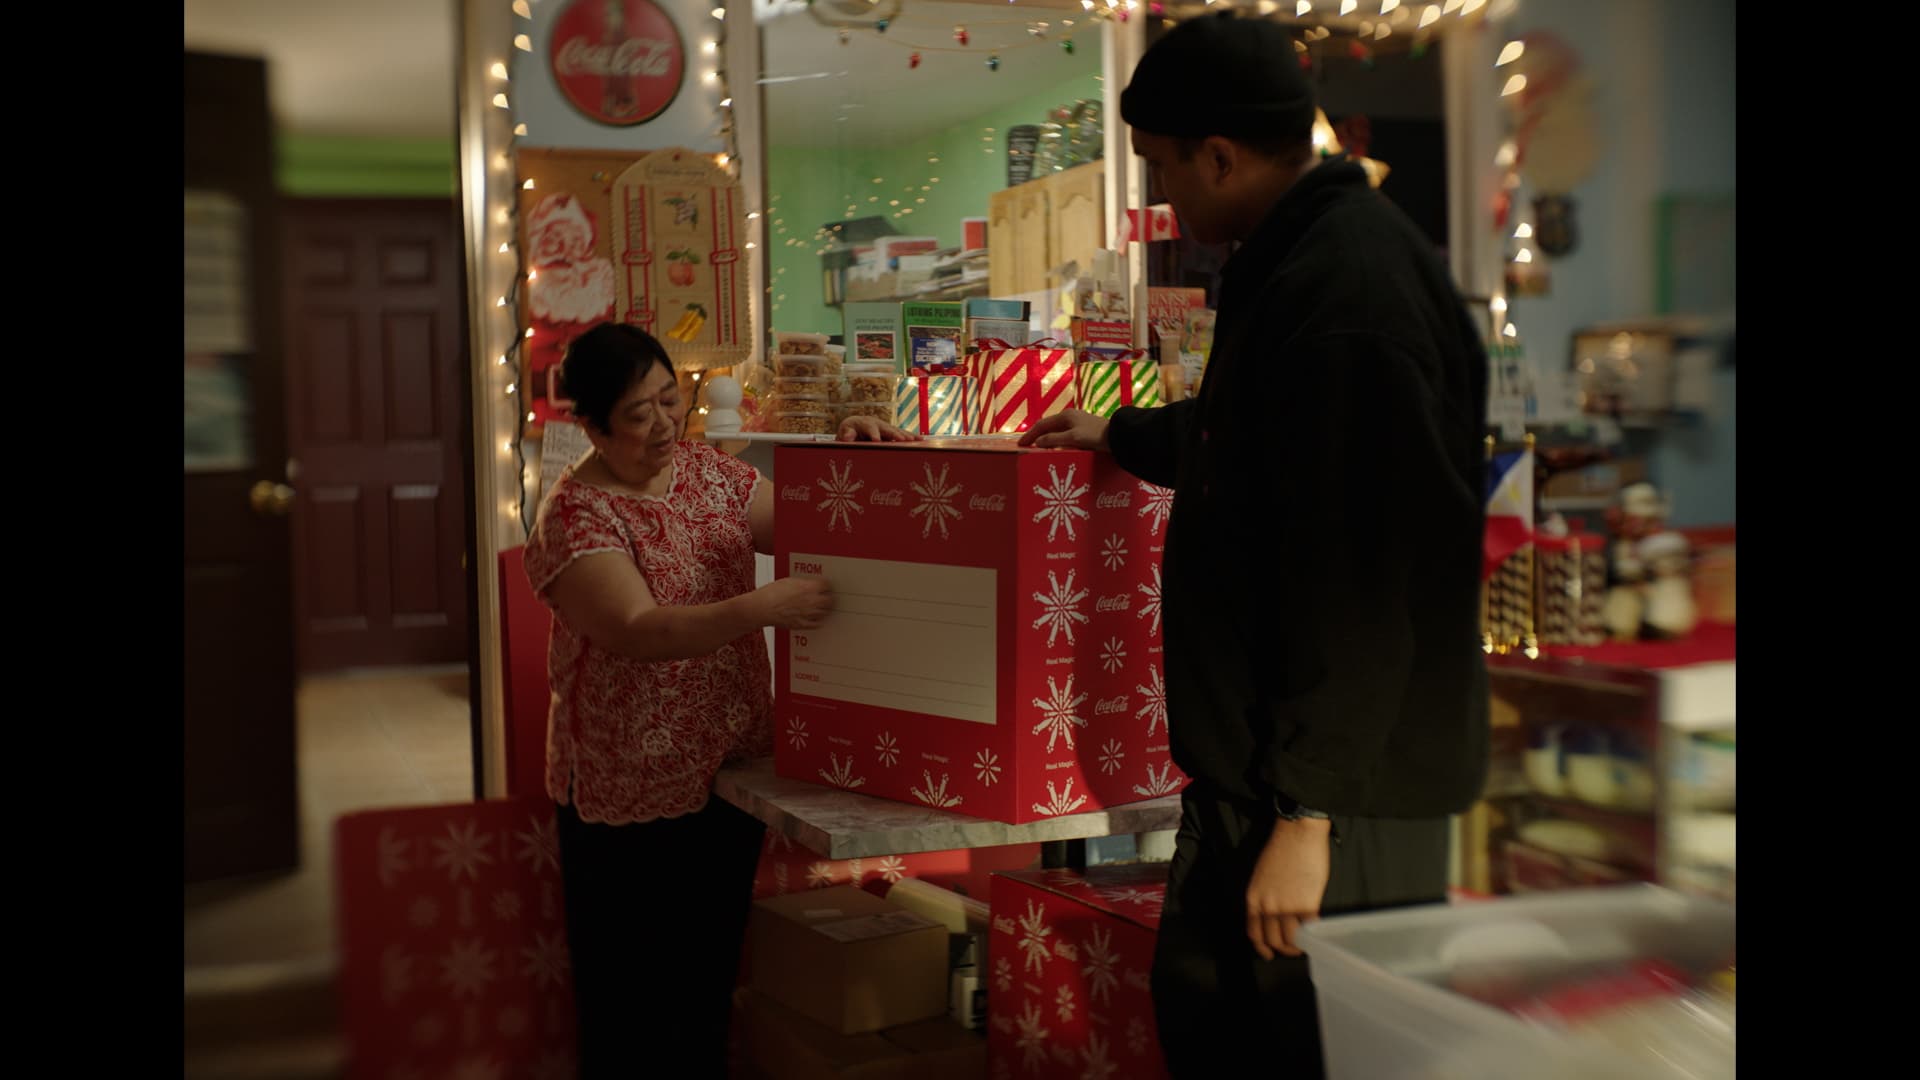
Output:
713,757,1182,860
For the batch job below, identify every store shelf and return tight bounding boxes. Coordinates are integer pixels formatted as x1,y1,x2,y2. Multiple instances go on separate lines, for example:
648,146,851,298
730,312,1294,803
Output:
1657,662,1736,732
713,757,1181,861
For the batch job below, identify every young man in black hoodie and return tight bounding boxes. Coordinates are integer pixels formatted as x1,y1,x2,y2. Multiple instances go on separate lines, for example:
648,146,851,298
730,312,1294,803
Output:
1021,13,1491,1077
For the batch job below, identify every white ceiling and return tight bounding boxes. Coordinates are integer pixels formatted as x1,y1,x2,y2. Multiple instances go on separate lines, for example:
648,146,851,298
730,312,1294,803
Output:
183,0,1101,143
760,0,1105,148
183,0,458,138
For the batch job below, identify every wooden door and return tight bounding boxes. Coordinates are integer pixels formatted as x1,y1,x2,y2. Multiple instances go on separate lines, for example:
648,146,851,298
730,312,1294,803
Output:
283,200,471,672
184,52,299,884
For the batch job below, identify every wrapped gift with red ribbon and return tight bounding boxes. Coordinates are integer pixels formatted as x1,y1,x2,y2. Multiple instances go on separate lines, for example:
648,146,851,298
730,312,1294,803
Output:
970,338,1079,435
1075,350,1164,418
892,374,975,436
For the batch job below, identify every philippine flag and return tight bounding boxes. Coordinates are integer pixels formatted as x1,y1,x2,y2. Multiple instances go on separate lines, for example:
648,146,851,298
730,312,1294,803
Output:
1483,448,1535,580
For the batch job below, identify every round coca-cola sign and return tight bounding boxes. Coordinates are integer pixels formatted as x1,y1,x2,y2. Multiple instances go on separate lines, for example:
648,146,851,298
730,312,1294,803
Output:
548,0,686,127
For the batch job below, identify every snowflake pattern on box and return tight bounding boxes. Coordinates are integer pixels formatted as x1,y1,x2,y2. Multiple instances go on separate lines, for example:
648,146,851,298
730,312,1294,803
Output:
1097,739,1126,775
785,715,808,751
1101,534,1129,571
874,731,900,768
818,752,867,790
1126,1016,1150,1057
1033,777,1092,817
1032,569,1091,648
1018,899,1054,974
1031,675,1090,753
1099,637,1127,674
432,821,495,884
1054,984,1077,1023
1081,923,1121,1006
994,955,1015,992
816,459,865,532
1093,886,1165,917
335,798,577,1079
909,462,965,539
806,861,838,888
911,770,964,808
1133,761,1181,798
975,747,1004,787
1033,463,1091,542
1135,664,1167,739
1137,563,1164,637
1138,482,1175,537
875,856,907,883
1015,1001,1053,1072
1082,1032,1121,1080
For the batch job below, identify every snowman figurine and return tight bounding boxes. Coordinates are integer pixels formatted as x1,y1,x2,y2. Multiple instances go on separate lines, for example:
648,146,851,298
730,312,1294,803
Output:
1602,483,1670,642
702,374,743,435
1638,531,1698,639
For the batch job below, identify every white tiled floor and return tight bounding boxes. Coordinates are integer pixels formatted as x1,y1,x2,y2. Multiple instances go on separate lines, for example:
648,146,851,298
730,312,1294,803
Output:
184,667,474,969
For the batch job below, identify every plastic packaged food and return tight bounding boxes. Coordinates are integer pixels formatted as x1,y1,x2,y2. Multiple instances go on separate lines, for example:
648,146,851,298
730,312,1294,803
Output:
846,370,895,403
773,332,829,356
773,375,835,397
774,353,829,377
774,408,835,435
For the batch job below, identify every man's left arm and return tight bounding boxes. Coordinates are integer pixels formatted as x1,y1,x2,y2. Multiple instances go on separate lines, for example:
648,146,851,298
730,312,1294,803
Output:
1241,332,1467,959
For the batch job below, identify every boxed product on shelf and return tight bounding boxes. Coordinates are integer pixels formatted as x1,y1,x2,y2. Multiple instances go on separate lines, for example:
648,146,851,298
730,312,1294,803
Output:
986,864,1171,1080
773,441,1186,824
736,989,985,1080
845,302,906,373
1076,355,1164,418
905,301,965,374
749,885,950,1035
964,297,1033,349
1297,885,1734,1080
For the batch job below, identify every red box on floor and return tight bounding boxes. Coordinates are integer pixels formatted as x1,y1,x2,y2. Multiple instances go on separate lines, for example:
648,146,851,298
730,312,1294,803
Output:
986,864,1171,1079
773,440,1188,825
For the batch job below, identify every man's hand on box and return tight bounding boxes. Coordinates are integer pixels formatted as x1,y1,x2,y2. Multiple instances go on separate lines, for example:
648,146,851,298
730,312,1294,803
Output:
1019,408,1110,452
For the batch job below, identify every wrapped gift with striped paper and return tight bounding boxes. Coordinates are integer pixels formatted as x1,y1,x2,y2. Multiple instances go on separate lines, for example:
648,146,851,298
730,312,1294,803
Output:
892,374,974,436
970,340,1078,434
1076,354,1164,417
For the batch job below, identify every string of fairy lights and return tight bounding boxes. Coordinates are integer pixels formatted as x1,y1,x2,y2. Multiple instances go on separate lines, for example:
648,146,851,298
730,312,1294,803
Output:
487,1,741,537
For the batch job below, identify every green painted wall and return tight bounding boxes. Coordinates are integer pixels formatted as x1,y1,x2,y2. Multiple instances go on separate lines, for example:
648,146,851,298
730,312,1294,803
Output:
277,134,459,197
766,66,1106,336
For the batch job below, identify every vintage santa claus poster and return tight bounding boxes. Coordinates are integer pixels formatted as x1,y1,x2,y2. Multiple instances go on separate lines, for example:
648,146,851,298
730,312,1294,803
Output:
516,147,750,428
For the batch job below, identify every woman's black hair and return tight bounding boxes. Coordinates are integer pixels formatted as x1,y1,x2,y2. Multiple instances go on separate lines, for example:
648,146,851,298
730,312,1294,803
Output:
558,323,676,434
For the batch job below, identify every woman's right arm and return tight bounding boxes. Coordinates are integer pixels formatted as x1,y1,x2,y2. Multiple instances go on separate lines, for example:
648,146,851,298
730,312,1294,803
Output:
547,552,833,663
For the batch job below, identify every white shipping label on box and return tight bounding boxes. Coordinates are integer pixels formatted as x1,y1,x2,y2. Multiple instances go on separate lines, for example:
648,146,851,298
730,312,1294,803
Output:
811,910,939,943
788,554,997,725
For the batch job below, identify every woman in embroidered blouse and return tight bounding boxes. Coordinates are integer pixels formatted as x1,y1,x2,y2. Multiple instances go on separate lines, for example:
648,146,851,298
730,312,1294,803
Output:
524,323,912,1077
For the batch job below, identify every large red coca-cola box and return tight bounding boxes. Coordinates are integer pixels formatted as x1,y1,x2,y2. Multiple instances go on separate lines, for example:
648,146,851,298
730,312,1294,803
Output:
986,864,1172,1079
773,440,1188,825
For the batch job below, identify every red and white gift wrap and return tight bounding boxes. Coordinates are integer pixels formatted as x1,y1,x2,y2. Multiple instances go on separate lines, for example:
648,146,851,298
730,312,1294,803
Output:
971,341,1080,435
773,442,1187,825
987,865,1172,1079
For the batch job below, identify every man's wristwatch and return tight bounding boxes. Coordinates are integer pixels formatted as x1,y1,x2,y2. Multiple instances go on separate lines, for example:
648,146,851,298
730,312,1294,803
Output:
1273,793,1331,823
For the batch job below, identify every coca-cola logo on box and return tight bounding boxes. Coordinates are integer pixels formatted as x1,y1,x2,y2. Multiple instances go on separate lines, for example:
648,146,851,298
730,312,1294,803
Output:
548,0,686,127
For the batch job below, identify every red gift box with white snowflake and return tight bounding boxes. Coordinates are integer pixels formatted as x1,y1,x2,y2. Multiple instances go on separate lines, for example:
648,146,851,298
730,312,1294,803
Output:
986,864,1171,1080
773,440,1187,825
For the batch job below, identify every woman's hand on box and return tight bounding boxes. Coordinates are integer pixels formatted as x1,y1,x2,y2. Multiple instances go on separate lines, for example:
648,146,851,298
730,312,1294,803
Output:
837,415,920,443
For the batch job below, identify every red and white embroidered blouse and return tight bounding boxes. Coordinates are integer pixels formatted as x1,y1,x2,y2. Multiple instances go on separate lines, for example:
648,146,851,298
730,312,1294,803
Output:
524,440,772,825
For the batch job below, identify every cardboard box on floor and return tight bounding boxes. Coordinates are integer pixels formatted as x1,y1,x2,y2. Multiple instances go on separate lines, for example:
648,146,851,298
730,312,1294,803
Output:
749,886,949,1035
738,990,985,1080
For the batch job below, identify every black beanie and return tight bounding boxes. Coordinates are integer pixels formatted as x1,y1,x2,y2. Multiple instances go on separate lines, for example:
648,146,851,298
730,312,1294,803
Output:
1120,12,1316,142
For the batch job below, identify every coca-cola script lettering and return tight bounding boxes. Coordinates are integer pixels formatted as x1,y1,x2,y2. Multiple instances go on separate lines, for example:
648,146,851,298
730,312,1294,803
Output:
547,0,686,128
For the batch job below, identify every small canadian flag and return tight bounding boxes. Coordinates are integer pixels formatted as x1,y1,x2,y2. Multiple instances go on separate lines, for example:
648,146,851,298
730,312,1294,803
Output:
1117,205,1181,245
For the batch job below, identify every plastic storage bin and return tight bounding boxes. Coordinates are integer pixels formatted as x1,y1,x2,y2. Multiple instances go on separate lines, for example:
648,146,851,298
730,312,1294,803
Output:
1297,886,1733,1080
